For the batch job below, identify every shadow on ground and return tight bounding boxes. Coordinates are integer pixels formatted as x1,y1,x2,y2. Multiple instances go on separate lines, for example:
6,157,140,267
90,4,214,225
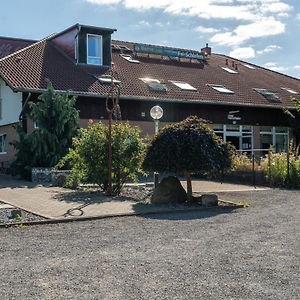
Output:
52,190,137,204
132,202,241,221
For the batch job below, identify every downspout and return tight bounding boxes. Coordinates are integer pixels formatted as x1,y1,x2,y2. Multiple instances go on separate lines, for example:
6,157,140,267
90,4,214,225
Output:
19,92,31,132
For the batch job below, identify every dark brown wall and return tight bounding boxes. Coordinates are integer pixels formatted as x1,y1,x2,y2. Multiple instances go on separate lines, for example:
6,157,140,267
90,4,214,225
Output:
51,27,78,60
24,93,290,128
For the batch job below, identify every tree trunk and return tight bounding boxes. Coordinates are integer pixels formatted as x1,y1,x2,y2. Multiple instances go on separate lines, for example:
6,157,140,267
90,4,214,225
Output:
185,171,193,202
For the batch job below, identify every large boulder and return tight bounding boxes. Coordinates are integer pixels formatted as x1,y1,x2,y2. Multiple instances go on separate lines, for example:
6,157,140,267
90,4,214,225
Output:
151,176,187,204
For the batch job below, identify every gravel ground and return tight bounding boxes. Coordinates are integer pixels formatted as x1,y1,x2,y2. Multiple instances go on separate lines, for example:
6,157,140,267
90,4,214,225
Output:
0,202,45,225
0,189,299,300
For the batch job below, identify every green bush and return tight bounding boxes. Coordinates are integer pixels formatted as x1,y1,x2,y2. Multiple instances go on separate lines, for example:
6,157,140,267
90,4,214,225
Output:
57,121,146,194
10,82,79,179
261,151,300,188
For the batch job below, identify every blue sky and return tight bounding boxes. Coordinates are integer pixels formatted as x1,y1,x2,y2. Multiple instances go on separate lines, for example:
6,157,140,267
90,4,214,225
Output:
1,0,300,78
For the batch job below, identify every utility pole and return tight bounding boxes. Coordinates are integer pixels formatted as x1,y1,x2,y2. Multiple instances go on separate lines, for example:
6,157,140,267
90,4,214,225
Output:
105,68,120,195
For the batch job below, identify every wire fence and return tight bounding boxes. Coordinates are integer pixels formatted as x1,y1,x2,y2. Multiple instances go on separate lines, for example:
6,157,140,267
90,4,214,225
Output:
222,148,297,188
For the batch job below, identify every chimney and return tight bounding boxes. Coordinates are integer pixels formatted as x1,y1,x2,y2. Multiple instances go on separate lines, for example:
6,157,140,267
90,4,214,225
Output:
201,43,211,56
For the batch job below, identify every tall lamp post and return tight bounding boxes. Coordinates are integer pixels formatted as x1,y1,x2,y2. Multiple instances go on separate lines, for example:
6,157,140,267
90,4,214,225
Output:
150,105,163,188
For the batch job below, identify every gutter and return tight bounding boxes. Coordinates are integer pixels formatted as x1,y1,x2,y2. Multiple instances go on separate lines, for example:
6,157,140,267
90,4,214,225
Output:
10,87,297,111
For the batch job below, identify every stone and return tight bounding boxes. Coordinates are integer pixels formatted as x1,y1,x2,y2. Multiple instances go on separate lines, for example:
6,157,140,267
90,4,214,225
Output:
151,176,187,204
200,194,218,207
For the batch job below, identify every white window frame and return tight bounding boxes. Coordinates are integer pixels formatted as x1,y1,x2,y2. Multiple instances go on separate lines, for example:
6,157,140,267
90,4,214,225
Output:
0,134,7,154
213,124,253,153
242,63,256,70
170,80,197,91
281,87,298,95
87,34,103,66
120,54,140,63
208,84,234,94
221,66,238,74
260,126,289,152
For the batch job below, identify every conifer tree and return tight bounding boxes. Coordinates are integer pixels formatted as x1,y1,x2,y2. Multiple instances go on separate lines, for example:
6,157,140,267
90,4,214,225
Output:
11,81,79,178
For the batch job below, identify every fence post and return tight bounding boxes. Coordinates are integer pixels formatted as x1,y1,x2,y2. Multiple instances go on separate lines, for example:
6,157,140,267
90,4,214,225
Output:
268,149,271,187
252,153,256,187
286,148,290,186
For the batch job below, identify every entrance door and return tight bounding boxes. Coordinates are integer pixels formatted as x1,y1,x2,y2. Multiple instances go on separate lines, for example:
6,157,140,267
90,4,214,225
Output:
226,136,240,149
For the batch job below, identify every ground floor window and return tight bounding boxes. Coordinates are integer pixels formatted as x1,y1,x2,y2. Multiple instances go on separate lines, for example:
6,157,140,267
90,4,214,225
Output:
260,127,288,152
213,124,253,152
0,134,6,154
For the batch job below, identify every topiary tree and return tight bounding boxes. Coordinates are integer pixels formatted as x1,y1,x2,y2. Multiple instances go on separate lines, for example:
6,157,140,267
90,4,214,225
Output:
10,81,79,179
56,121,146,194
142,116,234,201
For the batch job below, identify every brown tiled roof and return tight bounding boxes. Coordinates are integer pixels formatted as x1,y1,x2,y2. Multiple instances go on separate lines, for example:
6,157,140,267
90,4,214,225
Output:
0,36,299,109
0,37,35,58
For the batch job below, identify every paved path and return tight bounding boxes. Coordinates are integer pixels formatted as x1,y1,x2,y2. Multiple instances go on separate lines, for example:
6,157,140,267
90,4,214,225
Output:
0,174,268,219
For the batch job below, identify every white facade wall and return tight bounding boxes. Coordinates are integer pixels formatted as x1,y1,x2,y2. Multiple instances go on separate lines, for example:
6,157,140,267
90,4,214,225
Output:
0,78,22,126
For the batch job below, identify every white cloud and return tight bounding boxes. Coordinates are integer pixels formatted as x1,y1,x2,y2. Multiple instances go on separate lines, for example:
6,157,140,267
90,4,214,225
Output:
195,26,219,33
84,1,292,21
257,44,281,54
210,18,285,47
138,20,150,26
297,13,300,20
230,47,255,59
293,65,300,70
264,62,287,72
261,2,292,14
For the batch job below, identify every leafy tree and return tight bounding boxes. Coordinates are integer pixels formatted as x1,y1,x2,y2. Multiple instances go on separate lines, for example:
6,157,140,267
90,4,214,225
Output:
10,81,79,178
284,93,300,150
57,121,146,194
142,116,233,201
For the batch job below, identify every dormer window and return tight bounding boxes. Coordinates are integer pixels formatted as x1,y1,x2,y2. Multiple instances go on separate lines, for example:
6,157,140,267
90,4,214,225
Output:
87,34,103,65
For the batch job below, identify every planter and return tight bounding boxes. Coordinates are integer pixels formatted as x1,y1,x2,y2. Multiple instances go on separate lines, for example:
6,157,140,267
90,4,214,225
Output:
32,168,71,186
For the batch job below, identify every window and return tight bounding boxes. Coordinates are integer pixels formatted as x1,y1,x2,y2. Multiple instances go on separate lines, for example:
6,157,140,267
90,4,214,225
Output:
221,67,238,74
208,84,234,94
260,126,289,152
281,87,298,94
140,78,168,92
0,134,6,154
254,88,280,101
170,81,197,91
87,34,103,65
120,54,140,63
97,75,121,84
242,63,256,70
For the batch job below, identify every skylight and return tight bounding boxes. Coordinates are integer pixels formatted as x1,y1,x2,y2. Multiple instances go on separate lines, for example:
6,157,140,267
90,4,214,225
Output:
281,87,298,94
209,84,234,94
140,78,168,92
120,54,140,63
221,67,238,74
170,80,197,91
242,63,256,70
254,88,280,101
98,75,121,84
